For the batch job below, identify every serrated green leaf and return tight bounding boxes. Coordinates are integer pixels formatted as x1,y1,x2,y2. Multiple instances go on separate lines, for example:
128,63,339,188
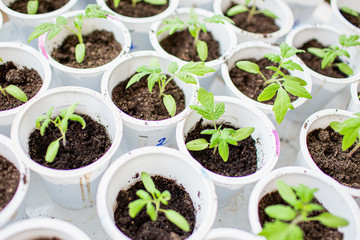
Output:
204,14,234,24
264,53,281,63
28,23,57,42
266,66,278,72
197,40,208,62
330,121,345,133
304,203,324,212
201,129,217,135
35,115,46,129
258,83,280,101
168,62,178,74
40,119,50,136
147,202,157,221
163,94,176,117
236,61,260,74
147,73,160,93
141,172,156,195
214,102,225,120
136,189,151,200
342,128,359,150
209,132,220,148
226,5,248,16
45,138,60,163
75,43,85,63
27,0,39,15
273,87,292,124
280,42,305,59
129,199,147,218
180,61,215,76
48,26,62,40
186,139,209,151
126,72,149,89
5,85,28,102
265,205,296,221
276,180,297,206
161,190,171,201
337,63,353,76
261,9,278,19
232,127,254,141
312,212,349,228
283,82,312,99
164,210,190,232
307,47,326,58
197,87,214,110
189,105,213,120
321,52,337,69
260,221,303,240
157,17,185,35
282,75,307,86
282,60,304,71
292,184,317,203
218,140,229,162
56,16,68,25
176,72,197,84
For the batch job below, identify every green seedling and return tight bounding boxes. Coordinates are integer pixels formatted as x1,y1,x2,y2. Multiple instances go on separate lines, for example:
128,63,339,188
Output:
28,4,111,63
226,0,278,22
128,172,190,232
126,58,215,117
340,6,360,27
330,112,360,158
307,34,360,76
186,88,254,162
27,0,39,15
157,8,234,62
259,180,349,240
113,0,166,8
236,42,311,124
35,103,86,163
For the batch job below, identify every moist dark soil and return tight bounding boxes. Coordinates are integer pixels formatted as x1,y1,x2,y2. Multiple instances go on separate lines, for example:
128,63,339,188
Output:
51,30,122,69
28,114,111,170
111,74,185,121
307,126,360,189
0,61,42,111
229,58,298,105
106,0,169,18
297,39,347,78
160,30,221,62
114,175,196,240
8,0,69,14
185,120,257,177
0,155,20,211
258,190,344,240
340,9,360,28
225,3,280,34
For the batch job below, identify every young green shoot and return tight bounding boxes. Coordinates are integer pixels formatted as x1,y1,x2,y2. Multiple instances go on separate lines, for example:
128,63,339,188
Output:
157,8,234,62
307,34,360,76
35,103,86,163
259,180,349,240
126,58,215,117
128,172,190,232
340,6,360,27
330,112,360,158
226,0,278,23
28,4,111,63
27,0,39,15
236,42,311,124
113,0,166,8
185,88,255,162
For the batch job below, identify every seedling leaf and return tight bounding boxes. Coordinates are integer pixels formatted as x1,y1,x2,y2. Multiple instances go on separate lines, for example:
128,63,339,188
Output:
45,139,60,163
236,61,260,74
141,172,156,195
164,210,190,232
128,199,147,218
163,94,176,117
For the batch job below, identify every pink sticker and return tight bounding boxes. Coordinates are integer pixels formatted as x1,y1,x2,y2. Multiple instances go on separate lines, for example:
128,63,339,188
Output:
39,35,49,59
273,130,280,156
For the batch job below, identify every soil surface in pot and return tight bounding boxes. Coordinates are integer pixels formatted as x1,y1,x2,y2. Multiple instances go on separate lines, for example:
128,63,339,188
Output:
307,126,360,189
114,175,195,240
258,190,344,240
0,61,42,111
28,114,111,170
111,73,185,120
106,0,169,18
225,3,280,34
340,9,360,28
160,30,220,62
8,0,69,14
0,155,20,211
229,58,298,105
297,39,347,78
185,120,257,176
51,30,122,69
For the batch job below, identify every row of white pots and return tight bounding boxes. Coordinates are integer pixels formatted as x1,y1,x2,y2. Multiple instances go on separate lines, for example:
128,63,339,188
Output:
331,0,360,36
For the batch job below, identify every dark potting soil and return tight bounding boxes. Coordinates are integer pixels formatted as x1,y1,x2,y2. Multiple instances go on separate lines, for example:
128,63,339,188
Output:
114,175,196,240
258,190,344,240
229,58,298,105
307,126,360,189
28,114,111,170
185,120,257,177
51,30,122,69
340,9,360,28
0,155,20,211
111,74,186,121
225,3,280,34
8,0,69,14
0,61,42,111
159,30,221,62
297,39,347,78
106,0,169,18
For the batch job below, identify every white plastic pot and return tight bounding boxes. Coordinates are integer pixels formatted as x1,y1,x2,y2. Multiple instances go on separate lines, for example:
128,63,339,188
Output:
180,0,212,10
283,0,323,25
331,0,360,35
101,50,199,152
213,0,294,44
347,81,360,112
286,24,360,118
38,10,131,92
176,96,279,205
0,134,29,229
297,108,360,198
206,228,263,240
96,0,179,50
11,87,123,209
96,146,217,240
0,218,91,239
149,8,237,90
0,42,51,137
248,166,360,239
221,41,312,124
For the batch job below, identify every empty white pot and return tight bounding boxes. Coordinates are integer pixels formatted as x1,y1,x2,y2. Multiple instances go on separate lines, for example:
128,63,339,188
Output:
331,0,360,35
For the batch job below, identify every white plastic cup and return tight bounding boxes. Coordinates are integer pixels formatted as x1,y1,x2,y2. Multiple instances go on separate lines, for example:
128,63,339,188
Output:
248,166,360,239
11,87,123,209
0,135,29,229
331,0,360,35
96,146,217,240
38,10,131,92
149,8,237,91
283,0,323,25
347,81,360,112
101,50,199,152
176,96,279,206
213,0,294,44
179,0,212,10
206,228,263,240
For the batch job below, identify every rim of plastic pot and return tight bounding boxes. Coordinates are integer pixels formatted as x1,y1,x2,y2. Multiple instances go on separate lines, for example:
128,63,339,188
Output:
38,10,131,76
0,218,91,239
0,42,52,125
331,0,360,35
10,86,123,179
350,81,360,110
101,50,199,128
96,146,217,240
299,108,360,197
206,228,263,240
221,41,312,113
176,96,279,188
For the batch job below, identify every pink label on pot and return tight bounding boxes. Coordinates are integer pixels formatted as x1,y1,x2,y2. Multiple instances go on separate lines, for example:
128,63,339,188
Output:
39,35,49,59
273,130,280,156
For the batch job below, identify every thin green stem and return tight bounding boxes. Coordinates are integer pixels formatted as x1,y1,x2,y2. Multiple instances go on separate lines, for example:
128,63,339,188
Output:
247,0,257,22
0,86,6,96
159,74,175,97
193,28,201,49
132,0,136,8
347,142,360,158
